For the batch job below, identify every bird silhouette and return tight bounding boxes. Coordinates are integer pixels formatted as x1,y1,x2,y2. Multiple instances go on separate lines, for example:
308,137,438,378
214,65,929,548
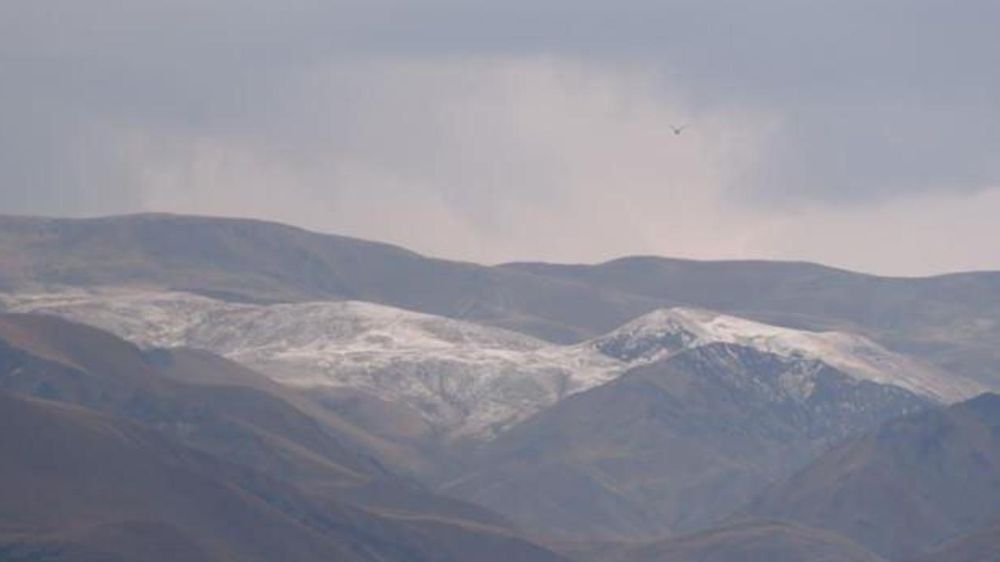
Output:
670,125,688,135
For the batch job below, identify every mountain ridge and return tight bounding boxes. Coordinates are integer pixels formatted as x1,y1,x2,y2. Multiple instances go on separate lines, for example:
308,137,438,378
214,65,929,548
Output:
0,389,568,562
4,212,1000,391
3,288,971,444
742,392,1000,559
438,341,931,540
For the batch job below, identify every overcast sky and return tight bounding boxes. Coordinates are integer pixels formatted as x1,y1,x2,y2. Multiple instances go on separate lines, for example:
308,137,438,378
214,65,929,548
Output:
3,1,999,275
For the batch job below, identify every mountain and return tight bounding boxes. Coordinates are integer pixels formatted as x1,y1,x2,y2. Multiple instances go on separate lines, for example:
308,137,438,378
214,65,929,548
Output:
0,288,624,440
0,312,393,488
0,390,568,562
0,213,660,342
1,293,955,545
504,257,1000,388
4,213,1000,394
907,521,1000,562
4,290,968,542
4,212,999,555
612,521,886,562
743,393,1000,559
5,212,999,559
0,313,542,532
5,289,972,444
589,307,982,402
439,342,931,540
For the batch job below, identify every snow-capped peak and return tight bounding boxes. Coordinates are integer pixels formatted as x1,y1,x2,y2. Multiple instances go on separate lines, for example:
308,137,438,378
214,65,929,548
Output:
589,307,984,403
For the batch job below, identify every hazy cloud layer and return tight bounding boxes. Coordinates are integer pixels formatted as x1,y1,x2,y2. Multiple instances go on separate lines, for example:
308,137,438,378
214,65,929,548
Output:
2,1,999,275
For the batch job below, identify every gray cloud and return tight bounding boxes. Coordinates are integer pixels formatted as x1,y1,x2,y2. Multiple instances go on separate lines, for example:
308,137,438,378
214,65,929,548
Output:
1,1,999,274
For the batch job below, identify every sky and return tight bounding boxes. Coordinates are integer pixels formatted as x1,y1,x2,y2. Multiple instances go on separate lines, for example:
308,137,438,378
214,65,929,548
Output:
2,1,999,276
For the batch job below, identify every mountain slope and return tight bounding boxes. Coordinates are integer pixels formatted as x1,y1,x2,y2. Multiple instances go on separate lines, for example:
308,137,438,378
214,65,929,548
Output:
0,312,391,487
504,256,1000,388
440,343,930,540
6,289,972,444
613,521,887,562
907,521,1000,562
0,213,660,342
590,307,982,402
0,313,536,534
0,391,568,562
744,393,1000,559
1,290,625,439
5,212,1000,388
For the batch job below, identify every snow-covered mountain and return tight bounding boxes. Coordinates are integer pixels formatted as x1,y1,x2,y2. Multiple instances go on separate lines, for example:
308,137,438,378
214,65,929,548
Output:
0,288,623,439
1,289,981,440
445,341,935,539
589,307,984,403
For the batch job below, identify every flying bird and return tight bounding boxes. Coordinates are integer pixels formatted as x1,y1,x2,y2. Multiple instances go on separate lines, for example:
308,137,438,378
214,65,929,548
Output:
670,125,688,136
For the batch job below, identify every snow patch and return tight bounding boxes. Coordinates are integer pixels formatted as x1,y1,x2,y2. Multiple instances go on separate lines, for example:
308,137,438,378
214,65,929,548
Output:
2,291,982,441
588,307,984,402
0,288,624,439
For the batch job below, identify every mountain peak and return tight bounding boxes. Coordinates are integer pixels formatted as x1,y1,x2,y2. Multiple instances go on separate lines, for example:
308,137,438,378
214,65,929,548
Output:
590,307,984,403
956,391,1000,425
598,306,866,353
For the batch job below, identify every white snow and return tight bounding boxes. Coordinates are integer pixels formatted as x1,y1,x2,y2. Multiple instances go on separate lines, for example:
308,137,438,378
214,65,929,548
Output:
587,307,984,403
0,288,624,439
1,290,983,440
